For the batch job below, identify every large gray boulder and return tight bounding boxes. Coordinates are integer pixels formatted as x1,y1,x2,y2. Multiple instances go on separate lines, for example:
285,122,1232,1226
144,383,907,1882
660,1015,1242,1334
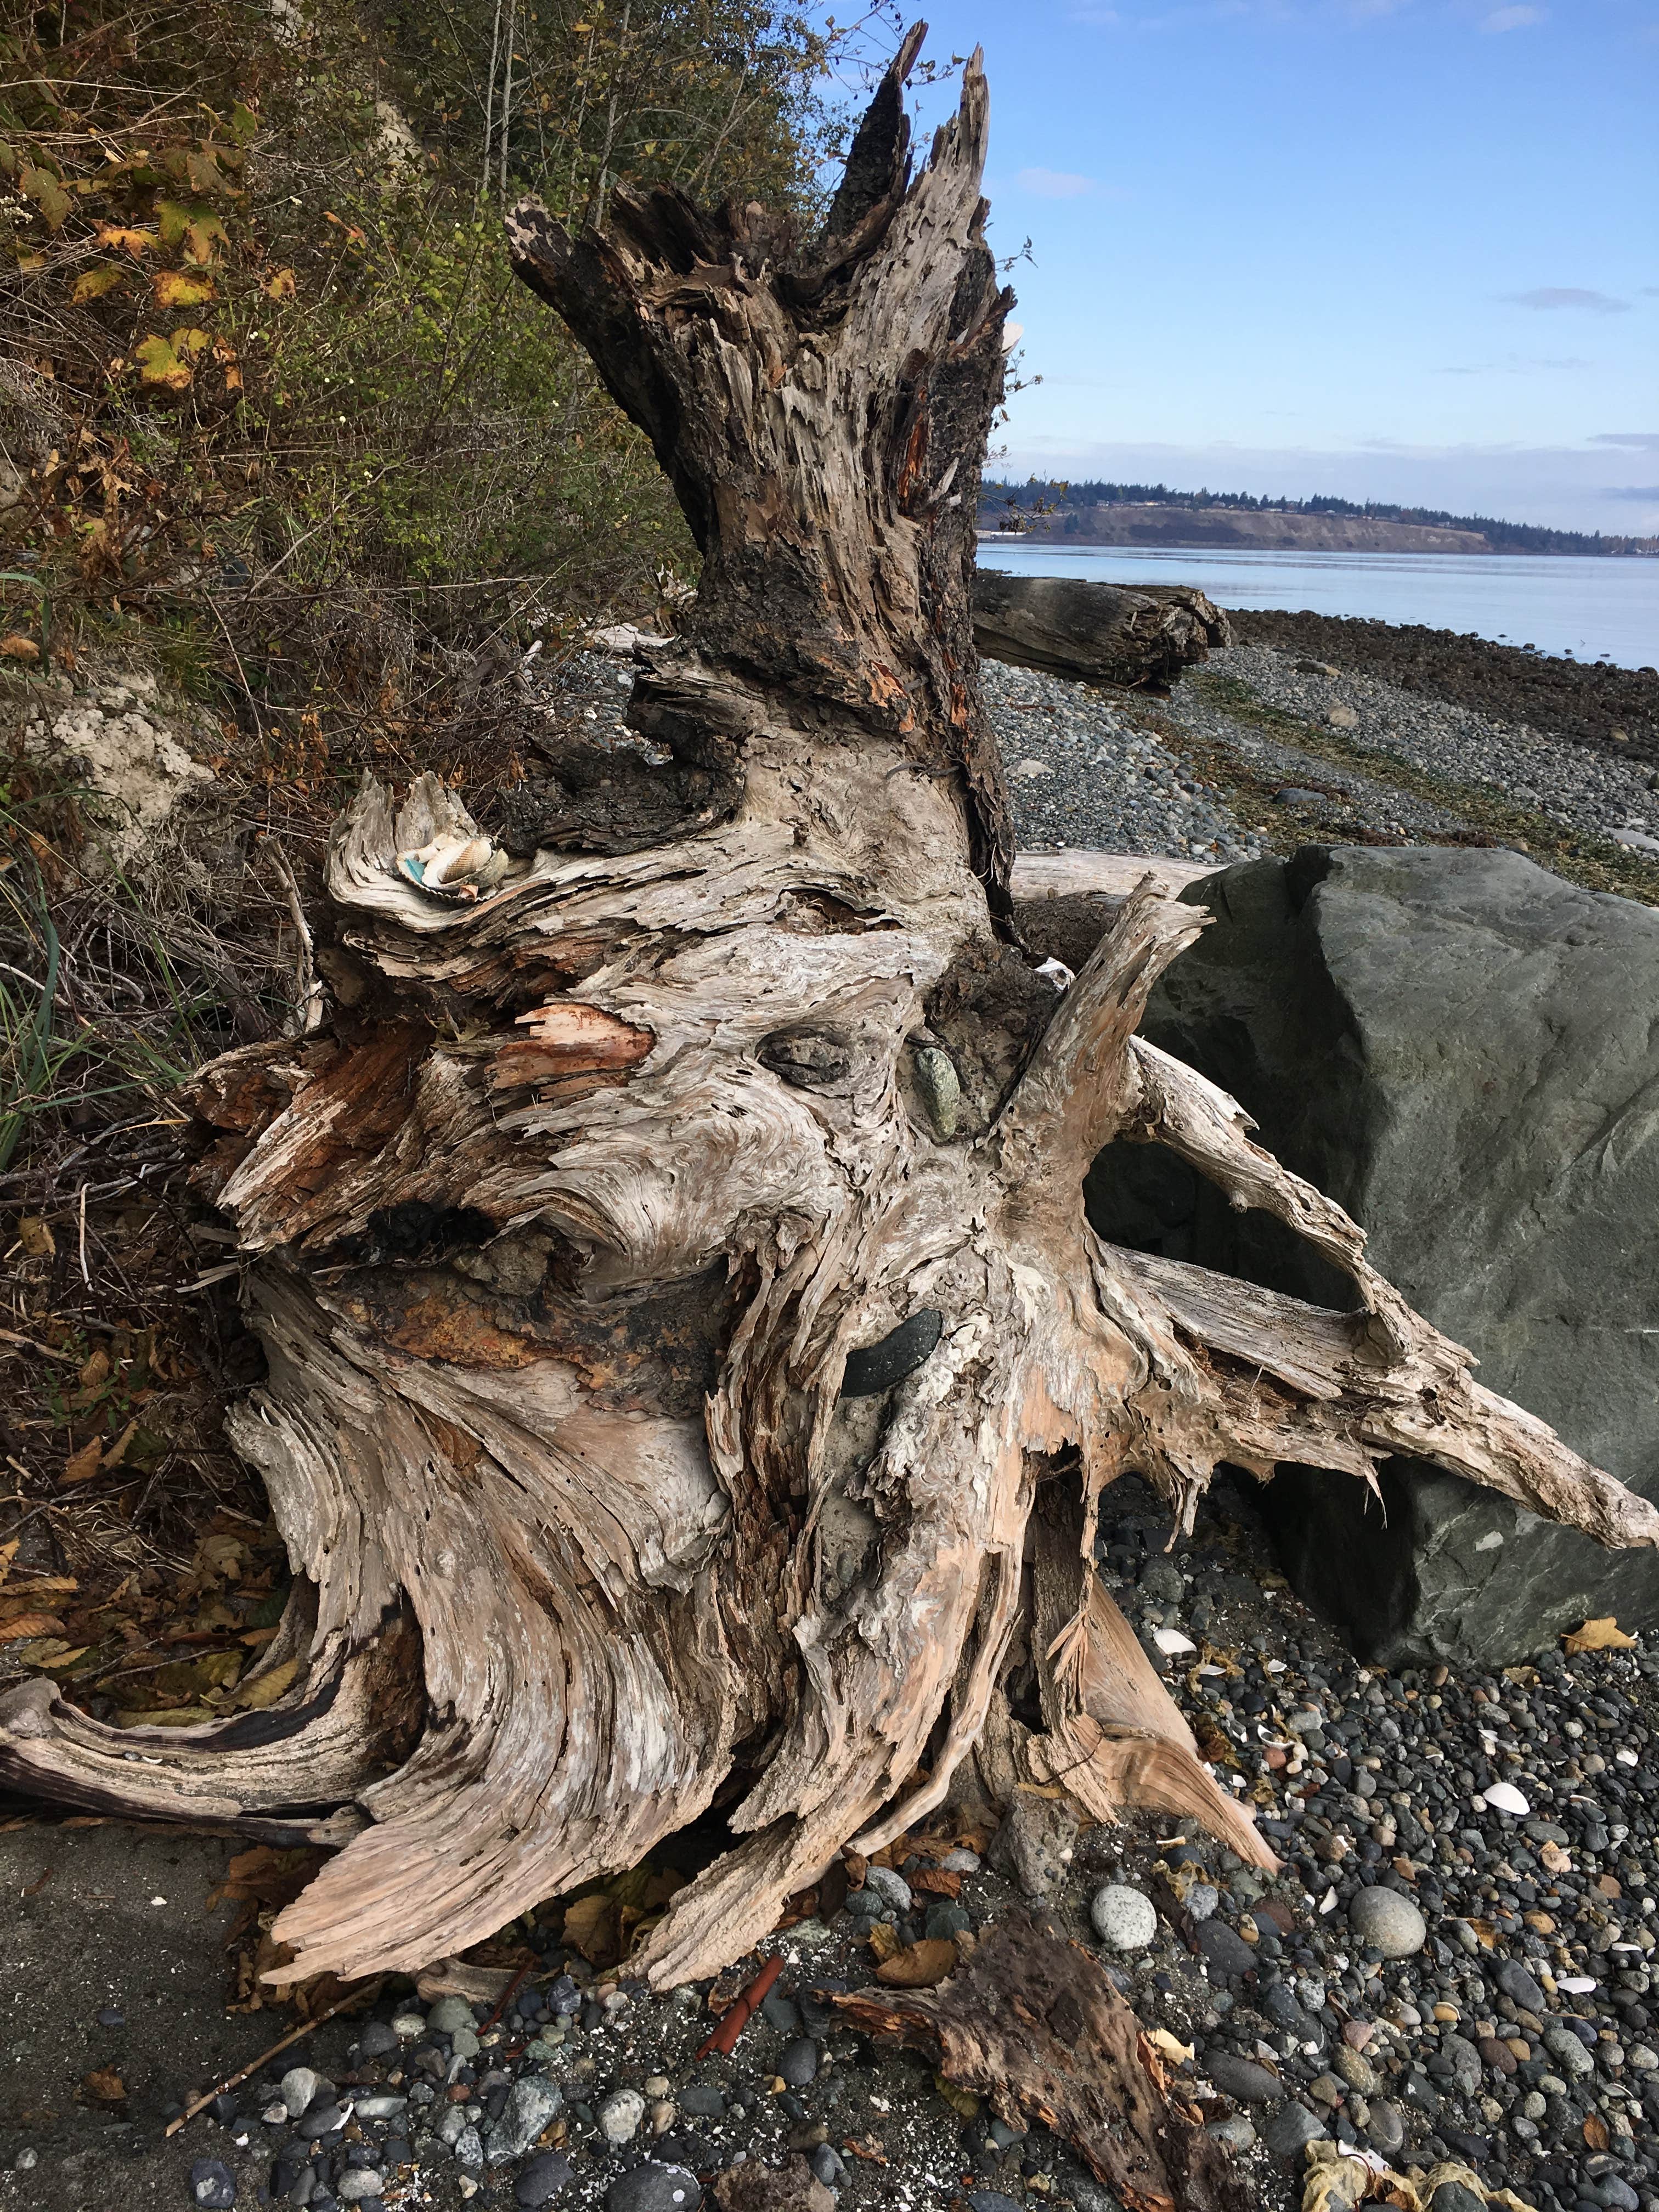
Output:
972,570,1232,689
1084,844,1659,1665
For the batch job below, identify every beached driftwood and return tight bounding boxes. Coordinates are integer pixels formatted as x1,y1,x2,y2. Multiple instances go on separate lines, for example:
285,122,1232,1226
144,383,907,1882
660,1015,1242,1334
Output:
973,571,1233,690
3,33,1656,2024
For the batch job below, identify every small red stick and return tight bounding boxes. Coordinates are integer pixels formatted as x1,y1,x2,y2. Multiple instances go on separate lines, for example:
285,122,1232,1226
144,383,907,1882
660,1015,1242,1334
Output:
695,1955,782,2059
481,1962,534,2033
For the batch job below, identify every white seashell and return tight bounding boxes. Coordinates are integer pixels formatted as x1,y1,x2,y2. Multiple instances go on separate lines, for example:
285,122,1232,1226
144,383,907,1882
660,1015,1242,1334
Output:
1617,1748,1639,1766
426,836,495,885
1481,1780,1531,1816
1153,1628,1197,1656
1558,1975,1598,1993
397,834,508,902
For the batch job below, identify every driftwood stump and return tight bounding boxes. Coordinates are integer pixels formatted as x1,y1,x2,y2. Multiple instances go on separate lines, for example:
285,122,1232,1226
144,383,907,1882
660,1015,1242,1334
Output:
3,36,1656,2006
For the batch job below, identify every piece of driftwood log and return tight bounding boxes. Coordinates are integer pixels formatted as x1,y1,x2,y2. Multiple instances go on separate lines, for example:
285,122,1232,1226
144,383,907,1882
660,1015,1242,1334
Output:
2,30,1657,2018
838,1910,1248,2212
973,571,1233,689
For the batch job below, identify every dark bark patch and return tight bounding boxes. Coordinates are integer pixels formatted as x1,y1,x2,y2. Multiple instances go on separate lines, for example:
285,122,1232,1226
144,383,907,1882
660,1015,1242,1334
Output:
840,1310,943,1398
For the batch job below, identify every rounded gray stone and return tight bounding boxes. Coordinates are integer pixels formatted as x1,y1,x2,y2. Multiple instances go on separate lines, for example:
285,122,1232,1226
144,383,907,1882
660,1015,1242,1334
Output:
1346,1887,1427,1959
1194,1919,1255,1979
1089,1883,1157,1952
863,1864,913,1914
600,2090,646,2145
1205,2053,1280,2104
606,2165,702,2212
778,2038,820,2087
517,2152,576,2208
280,2068,325,2121
1263,2101,1329,2160
425,1995,477,2035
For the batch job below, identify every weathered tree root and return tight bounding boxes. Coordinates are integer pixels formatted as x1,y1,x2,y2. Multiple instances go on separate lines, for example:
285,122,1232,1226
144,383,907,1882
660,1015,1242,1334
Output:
838,1909,1249,2212
3,36,1656,2002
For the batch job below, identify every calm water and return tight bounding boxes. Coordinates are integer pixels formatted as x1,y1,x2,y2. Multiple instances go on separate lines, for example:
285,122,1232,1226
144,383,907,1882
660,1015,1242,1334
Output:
977,541,1659,672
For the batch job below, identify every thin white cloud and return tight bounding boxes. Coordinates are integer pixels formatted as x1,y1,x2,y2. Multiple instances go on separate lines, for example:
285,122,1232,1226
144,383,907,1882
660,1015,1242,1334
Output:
1017,167,1097,198
988,434,1659,533
1482,4,1546,30
1436,356,1590,374
1502,287,1630,314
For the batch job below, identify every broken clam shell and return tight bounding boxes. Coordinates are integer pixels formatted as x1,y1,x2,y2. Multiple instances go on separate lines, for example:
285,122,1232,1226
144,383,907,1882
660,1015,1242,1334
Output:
397,835,511,901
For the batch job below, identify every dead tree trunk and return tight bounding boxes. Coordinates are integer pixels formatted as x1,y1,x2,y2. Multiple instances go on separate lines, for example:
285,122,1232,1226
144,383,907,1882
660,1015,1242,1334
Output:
3,36,1656,1997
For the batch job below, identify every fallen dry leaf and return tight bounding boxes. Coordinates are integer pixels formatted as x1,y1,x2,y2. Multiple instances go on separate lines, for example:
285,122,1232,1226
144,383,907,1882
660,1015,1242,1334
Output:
0,635,41,663
0,1612,67,1643
1149,2028,1194,2065
60,1438,105,1486
562,1891,623,1968
80,2067,126,2104
865,1921,901,1965
1564,1617,1637,1655
18,1216,55,1257
873,1937,958,1989
1584,2114,1610,2152
909,1866,962,1899
233,1656,298,1709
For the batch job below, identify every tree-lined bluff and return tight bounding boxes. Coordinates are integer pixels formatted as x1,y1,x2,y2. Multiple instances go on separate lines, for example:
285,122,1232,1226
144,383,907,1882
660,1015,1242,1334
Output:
984,480,1659,558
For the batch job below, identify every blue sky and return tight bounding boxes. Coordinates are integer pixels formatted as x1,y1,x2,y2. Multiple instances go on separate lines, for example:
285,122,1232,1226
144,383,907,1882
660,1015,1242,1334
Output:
894,0,1658,532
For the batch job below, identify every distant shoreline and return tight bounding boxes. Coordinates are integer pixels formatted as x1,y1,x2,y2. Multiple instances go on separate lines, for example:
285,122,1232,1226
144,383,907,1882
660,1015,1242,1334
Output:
979,507,1659,559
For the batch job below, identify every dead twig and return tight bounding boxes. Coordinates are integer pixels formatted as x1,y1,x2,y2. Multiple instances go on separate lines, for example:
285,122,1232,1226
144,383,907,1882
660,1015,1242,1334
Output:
162,1976,388,2137
261,840,324,1036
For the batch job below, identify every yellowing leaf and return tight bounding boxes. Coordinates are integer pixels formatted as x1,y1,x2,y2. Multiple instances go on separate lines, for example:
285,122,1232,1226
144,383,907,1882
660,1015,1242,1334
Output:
134,329,210,391
234,1656,299,1709
1564,1617,1637,1655
95,223,156,256
264,266,297,300
155,198,190,249
933,2074,978,2120
21,165,72,230
154,270,216,308
72,265,126,303
18,1216,54,1257
865,1920,900,1963
185,213,231,265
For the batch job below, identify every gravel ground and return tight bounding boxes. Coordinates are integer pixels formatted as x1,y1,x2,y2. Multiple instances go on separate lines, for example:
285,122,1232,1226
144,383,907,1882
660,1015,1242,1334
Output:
1197,645,1659,855
16,1477,1653,2212
531,637,1659,881
1228,612,1658,767
980,658,1270,865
